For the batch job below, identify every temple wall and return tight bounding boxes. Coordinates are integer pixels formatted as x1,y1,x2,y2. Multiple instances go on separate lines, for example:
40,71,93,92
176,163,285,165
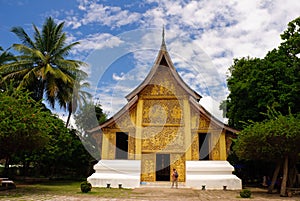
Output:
99,65,230,182
89,42,240,187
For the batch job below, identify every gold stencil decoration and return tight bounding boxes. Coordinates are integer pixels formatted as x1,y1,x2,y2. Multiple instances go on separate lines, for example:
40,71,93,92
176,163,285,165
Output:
211,137,220,160
142,127,184,152
130,108,136,126
141,153,155,182
149,103,168,124
107,108,136,129
191,110,200,129
140,66,187,98
128,135,135,158
171,105,181,119
171,153,185,182
191,133,199,160
116,113,134,129
142,82,183,97
199,116,210,129
142,99,183,125
107,133,116,159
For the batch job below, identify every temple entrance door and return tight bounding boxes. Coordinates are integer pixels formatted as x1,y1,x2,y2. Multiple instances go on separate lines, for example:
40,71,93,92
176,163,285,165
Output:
156,154,170,181
115,132,128,159
199,133,210,160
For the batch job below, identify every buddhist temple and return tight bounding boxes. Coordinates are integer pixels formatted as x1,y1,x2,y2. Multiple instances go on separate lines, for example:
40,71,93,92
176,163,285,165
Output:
87,30,242,189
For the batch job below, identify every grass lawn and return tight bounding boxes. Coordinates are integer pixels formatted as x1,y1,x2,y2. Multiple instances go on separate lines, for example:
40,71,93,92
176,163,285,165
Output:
0,180,133,200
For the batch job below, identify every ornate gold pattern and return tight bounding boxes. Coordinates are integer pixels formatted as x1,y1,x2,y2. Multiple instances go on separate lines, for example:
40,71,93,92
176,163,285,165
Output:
191,133,199,160
171,153,185,182
191,111,200,129
141,153,155,181
211,137,220,160
142,100,183,124
128,135,135,159
140,66,187,98
199,116,210,129
107,133,116,159
141,127,185,152
108,109,136,129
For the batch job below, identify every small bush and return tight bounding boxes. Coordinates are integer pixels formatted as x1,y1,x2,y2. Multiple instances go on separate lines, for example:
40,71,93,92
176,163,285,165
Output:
240,189,251,198
81,181,92,193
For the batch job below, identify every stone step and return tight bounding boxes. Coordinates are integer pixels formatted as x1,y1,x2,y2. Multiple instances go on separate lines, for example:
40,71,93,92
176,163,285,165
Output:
139,182,188,188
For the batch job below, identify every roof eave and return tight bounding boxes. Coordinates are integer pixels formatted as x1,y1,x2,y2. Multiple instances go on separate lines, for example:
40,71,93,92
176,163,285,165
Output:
189,96,239,134
87,95,138,133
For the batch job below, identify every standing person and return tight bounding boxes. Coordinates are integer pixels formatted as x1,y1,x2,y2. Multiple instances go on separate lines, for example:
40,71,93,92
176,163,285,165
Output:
171,168,178,188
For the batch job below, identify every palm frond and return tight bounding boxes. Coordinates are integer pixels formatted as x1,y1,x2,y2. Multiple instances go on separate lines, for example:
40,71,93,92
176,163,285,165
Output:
51,33,67,56
53,41,80,58
33,24,43,50
11,26,36,48
7,17,87,111
0,49,16,65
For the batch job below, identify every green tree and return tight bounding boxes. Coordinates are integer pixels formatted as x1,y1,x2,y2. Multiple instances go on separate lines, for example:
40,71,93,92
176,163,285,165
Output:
0,88,54,176
66,74,91,128
0,17,86,110
24,123,94,178
0,47,15,65
233,111,300,196
0,86,94,178
75,103,107,131
221,57,263,129
221,17,300,129
280,16,300,57
279,16,300,113
74,103,107,160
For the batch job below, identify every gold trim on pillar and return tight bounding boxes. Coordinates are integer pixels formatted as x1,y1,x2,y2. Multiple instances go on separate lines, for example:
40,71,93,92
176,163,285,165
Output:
101,133,109,159
141,152,155,182
135,99,143,160
219,130,227,160
183,99,192,160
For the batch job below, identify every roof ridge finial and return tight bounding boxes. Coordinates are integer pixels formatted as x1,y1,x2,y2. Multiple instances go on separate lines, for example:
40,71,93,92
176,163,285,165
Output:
161,25,167,51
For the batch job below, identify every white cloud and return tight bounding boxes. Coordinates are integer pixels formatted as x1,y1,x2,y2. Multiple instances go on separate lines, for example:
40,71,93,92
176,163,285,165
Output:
60,0,300,120
65,1,142,29
75,33,124,53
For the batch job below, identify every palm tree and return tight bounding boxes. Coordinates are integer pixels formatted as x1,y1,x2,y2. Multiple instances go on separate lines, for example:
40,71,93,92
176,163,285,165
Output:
0,17,86,110
0,47,16,90
65,73,92,127
0,47,16,65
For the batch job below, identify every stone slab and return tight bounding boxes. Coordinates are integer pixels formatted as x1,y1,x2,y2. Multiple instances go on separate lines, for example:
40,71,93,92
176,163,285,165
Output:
87,160,141,189
186,161,242,190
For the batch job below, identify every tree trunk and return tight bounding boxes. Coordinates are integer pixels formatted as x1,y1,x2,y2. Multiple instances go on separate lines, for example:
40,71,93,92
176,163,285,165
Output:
288,165,297,187
65,101,72,127
288,155,298,188
3,156,10,176
66,110,71,127
280,156,288,197
268,161,281,193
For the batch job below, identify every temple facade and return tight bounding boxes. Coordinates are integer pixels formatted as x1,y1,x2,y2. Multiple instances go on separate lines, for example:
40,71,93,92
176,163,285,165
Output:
88,34,242,189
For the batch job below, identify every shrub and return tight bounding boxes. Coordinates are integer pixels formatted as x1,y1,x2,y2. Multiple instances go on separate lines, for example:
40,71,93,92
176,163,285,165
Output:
81,181,92,193
240,189,251,198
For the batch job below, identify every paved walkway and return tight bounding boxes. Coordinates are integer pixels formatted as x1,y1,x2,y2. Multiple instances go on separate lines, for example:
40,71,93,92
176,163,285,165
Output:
128,187,298,201
1,187,299,201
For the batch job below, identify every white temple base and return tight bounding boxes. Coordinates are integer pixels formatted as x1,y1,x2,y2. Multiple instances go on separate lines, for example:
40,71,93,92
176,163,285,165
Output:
186,161,242,190
87,160,141,189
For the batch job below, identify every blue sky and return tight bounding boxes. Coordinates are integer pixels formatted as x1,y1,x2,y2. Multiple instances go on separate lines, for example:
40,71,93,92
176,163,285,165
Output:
1,0,300,123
